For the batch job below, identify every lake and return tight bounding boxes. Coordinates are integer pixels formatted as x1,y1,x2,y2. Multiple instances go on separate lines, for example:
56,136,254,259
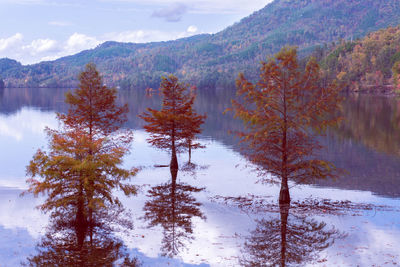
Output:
0,87,400,266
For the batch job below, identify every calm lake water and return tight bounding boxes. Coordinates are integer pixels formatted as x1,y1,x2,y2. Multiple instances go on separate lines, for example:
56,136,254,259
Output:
0,87,400,266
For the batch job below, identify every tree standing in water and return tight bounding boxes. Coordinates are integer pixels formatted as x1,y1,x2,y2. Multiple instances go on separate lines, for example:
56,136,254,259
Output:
140,75,205,169
26,63,137,246
231,47,342,204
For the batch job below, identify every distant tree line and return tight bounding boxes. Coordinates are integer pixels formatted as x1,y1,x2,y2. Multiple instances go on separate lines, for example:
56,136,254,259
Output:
319,26,400,93
2,0,400,90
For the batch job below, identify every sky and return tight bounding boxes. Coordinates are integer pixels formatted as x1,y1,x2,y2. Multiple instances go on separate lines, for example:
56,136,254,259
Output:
0,0,272,65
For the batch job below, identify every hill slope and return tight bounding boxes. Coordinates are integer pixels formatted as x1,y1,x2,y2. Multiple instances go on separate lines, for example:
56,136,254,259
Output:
321,26,400,93
1,0,400,89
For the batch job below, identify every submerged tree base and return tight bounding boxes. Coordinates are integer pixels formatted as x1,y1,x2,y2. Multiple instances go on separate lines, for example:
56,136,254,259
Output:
170,152,178,170
279,188,291,205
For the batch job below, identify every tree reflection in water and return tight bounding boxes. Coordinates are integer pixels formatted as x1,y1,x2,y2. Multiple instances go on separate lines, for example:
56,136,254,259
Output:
24,205,139,266
143,165,205,257
240,204,344,267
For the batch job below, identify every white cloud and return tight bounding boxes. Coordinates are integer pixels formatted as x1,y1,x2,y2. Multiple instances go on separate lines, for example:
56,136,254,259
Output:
104,30,155,43
22,38,58,55
64,33,101,54
0,188,48,239
0,21,203,64
0,107,57,141
187,25,198,33
0,121,23,141
0,33,23,51
0,0,273,64
33,33,101,63
0,26,203,64
0,32,98,64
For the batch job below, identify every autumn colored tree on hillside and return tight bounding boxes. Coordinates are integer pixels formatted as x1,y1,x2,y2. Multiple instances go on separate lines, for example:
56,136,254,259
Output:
231,47,342,204
139,75,206,169
26,63,136,248
392,61,400,92
322,25,400,92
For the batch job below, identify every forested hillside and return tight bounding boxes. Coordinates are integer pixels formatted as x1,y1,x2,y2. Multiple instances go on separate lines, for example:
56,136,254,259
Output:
1,0,400,89
321,26,400,93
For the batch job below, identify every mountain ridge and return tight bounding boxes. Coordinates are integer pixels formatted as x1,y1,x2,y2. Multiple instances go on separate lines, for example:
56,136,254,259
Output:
1,0,400,89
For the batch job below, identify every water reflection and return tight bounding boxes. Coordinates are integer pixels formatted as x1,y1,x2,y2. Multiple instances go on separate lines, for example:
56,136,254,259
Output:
0,88,399,265
3,88,400,198
337,94,400,156
3,88,400,158
143,165,205,257
0,87,68,114
24,205,139,266
240,204,344,267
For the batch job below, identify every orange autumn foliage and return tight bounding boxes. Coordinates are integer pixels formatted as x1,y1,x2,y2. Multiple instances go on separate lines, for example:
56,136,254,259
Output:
231,47,342,204
25,64,136,243
139,75,206,167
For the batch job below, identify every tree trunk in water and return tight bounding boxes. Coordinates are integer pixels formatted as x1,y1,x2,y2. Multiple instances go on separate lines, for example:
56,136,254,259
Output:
76,183,87,250
279,176,290,204
279,203,290,267
280,78,290,205
76,206,86,250
170,164,178,185
89,207,93,247
171,125,179,169
188,143,192,164
170,146,178,170
170,163,178,256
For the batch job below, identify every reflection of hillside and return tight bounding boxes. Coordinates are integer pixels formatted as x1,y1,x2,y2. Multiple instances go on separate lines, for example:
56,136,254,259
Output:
0,87,242,147
337,95,400,156
205,92,400,198
0,88,68,114
2,88,400,197
316,133,400,198
119,88,243,147
193,89,243,145
196,91,400,198
313,95,400,198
